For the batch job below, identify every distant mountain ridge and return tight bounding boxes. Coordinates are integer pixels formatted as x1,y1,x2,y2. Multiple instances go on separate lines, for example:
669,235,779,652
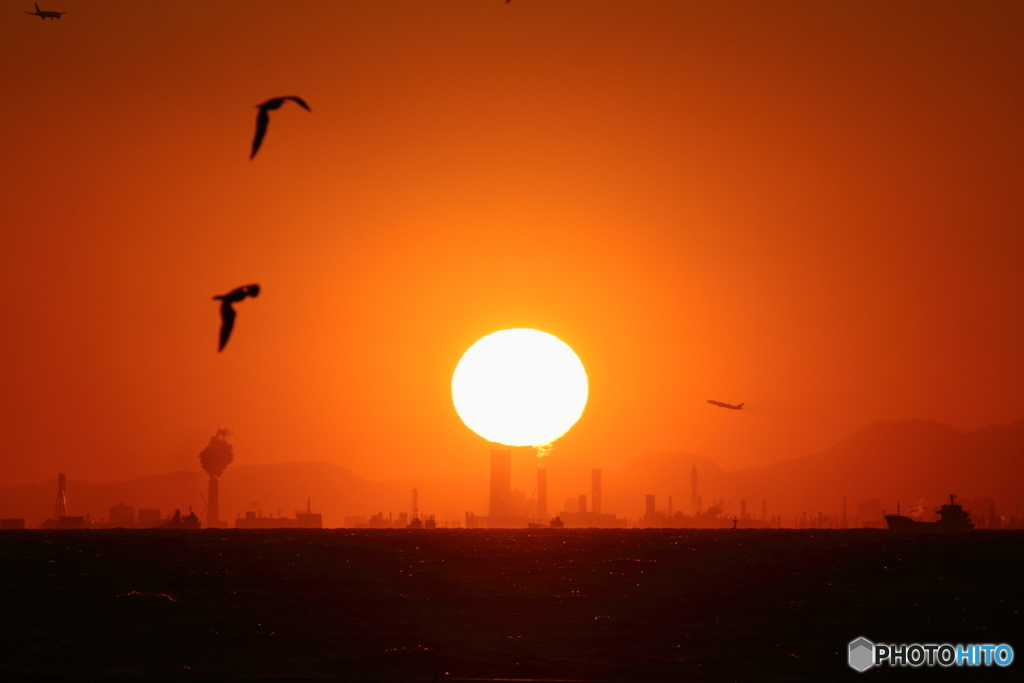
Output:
635,418,1024,521
1,419,1020,526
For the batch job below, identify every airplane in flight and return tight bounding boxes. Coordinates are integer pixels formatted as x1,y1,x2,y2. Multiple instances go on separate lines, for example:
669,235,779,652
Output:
707,400,744,410
24,3,66,19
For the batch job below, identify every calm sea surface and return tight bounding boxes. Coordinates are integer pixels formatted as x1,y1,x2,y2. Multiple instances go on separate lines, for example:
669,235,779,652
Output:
0,529,1020,681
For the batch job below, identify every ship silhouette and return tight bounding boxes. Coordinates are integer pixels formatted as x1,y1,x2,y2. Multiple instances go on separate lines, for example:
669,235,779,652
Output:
162,507,201,530
885,494,974,531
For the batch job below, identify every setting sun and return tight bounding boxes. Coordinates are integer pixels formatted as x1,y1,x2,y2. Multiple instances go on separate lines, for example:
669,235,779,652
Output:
452,329,588,447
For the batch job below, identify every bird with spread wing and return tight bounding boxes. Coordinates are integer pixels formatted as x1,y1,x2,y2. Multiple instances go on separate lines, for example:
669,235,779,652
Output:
213,284,260,351
250,97,311,159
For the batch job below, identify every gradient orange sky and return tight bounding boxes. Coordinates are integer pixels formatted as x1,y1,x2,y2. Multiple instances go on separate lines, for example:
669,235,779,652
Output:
1,1,1022,488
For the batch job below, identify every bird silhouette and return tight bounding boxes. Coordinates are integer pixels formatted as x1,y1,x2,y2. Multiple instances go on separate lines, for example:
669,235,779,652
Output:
250,97,311,159
213,284,260,351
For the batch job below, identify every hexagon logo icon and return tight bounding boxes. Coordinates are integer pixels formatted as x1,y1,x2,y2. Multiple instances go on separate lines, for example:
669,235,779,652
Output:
848,637,874,672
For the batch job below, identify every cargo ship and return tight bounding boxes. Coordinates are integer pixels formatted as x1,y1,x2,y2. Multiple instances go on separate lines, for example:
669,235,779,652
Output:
885,494,974,531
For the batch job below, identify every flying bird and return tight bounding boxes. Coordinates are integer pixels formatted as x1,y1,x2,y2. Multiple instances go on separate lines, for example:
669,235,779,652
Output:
250,96,311,159
708,400,744,410
213,284,260,352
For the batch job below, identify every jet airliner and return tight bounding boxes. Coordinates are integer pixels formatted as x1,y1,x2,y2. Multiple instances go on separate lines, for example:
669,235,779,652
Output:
708,400,744,410
24,2,66,19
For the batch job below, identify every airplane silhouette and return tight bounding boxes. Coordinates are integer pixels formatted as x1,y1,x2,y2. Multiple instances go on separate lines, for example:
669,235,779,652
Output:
250,97,311,159
24,2,66,19
213,284,260,352
707,400,744,410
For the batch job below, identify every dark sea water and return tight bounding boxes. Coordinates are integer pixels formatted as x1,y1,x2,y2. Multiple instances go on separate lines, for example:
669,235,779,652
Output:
0,529,1021,681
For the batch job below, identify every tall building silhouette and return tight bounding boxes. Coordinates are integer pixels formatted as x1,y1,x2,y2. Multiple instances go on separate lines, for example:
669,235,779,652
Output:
199,429,233,528
690,464,698,513
578,494,587,514
489,449,512,519
591,468,602,514
645,494,655,523
537,468,547,519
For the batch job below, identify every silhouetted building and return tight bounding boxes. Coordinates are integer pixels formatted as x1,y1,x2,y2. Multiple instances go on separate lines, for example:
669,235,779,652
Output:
0,519,25,530
57,516,87,529
489,449,512,519
235,502,322,529
558,510,628,528
199,429,234,528
109,503,135,527
537,468,547,519
356,511,408,528
646,494,655,522
592,469,602,515
296,499,322,528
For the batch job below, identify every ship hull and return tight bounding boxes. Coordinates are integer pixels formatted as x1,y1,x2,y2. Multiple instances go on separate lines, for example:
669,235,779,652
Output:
885,515,973,531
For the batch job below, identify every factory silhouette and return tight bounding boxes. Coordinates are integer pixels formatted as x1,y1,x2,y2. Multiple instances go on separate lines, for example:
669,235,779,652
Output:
1,420,1022,531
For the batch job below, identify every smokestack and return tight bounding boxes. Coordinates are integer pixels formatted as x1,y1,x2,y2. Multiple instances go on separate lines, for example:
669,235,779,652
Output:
489,449,512,520
199,428,234,527
537,468,547,519
592,468,602,515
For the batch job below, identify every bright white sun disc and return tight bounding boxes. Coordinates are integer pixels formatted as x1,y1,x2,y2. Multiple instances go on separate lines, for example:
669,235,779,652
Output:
452,329,588,447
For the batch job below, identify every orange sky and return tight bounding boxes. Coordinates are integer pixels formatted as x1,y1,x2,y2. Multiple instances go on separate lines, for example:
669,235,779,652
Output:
1,0,1022,489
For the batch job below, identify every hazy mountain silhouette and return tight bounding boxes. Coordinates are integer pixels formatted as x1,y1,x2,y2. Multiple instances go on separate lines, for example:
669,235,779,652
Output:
2,419,1020,527
718,418,1024,519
